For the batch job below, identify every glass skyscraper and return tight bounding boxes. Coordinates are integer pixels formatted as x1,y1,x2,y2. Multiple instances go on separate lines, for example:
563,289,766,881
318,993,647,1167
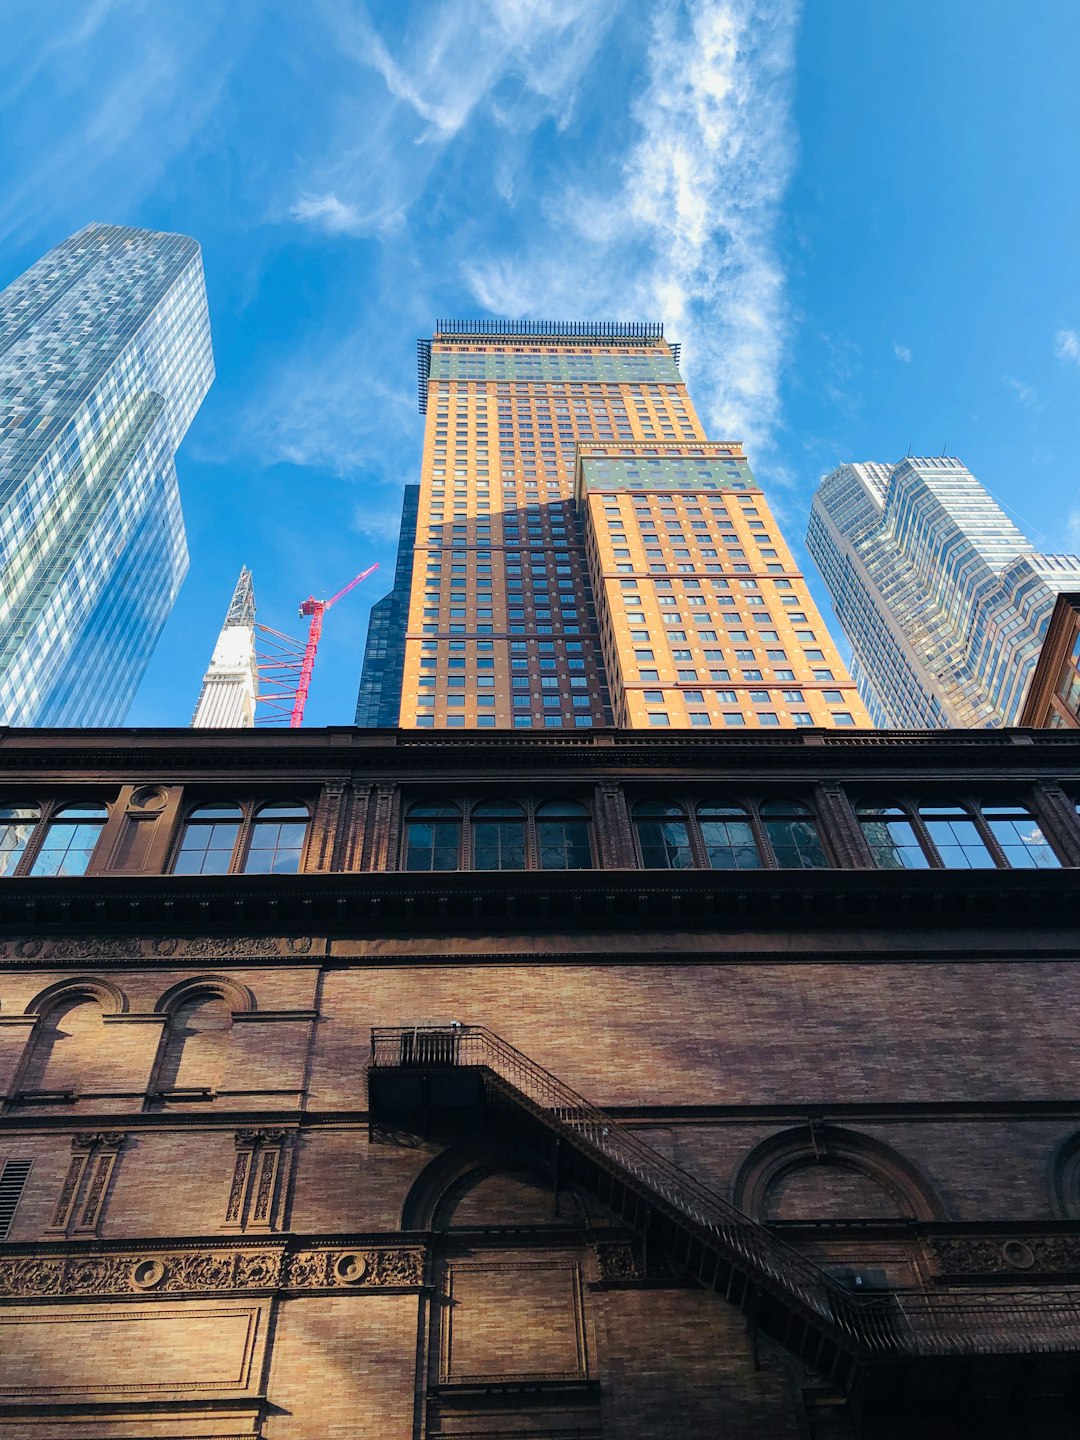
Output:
0,222,213,726
807,457,1080,727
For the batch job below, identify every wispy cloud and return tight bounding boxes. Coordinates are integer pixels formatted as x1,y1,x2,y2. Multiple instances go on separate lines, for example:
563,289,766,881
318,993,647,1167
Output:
893,341,912,363
290,192,395,237
1003,375,1040,410
462,0,802,459
1055,328,1080,364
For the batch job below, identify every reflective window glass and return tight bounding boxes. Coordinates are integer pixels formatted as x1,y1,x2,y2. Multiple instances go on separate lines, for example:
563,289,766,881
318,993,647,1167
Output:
0,804,38,878
404,804,461,871
536,801,592,870
980,804,1060,869
759,800,828,869
30,805,108,877
919,805,995,869
857,805,930,870
174,804,243,875
244,803,309,874
471,802,526,870
698,804,761,870
634,802,693,869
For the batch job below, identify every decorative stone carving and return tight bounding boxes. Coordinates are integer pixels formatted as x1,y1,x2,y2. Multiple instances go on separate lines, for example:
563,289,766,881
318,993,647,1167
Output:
931,1236,1080,1275
0,935,316,961
284,1247,424,1289
594,1241,643,1282
0,1248,284,1299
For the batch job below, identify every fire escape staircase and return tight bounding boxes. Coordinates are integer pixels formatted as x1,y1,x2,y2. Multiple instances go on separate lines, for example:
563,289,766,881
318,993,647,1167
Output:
368,1025,1080,1399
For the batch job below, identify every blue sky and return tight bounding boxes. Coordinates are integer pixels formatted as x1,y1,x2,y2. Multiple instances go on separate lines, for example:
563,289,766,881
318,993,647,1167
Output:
3,0,1078,726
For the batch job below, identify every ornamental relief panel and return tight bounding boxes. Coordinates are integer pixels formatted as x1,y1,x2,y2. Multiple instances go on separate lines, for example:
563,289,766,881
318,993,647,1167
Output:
0,1244,425,1299
0,936,317,962
931,1235,1080,1275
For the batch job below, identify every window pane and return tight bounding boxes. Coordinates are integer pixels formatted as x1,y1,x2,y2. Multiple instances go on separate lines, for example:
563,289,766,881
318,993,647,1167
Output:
244,819,308,874
635,818,693,869
0,805,38,878
857,806,929,870
700,818,761,870
174,819,241,875
920,807,995,868
30,806,108,877
405,819,460,871
764,819,828,869
981,806,1060,869
472,820,526,870
537,819,592,869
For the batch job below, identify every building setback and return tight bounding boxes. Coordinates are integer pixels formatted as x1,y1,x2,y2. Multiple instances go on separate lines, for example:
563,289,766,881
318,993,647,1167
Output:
362,320,867,730
807,457,1080,728
0,222,213,726
0,724,1079,1436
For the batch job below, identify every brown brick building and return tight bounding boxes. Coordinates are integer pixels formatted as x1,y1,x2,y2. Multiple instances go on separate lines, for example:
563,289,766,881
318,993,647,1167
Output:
1,723,1079,1437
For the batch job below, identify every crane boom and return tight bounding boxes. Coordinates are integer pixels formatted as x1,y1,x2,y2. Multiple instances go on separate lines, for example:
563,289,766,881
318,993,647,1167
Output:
288,561,380,727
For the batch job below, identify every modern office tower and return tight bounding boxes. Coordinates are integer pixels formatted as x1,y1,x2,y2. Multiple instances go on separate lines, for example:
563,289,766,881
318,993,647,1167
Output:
0,222,214,726
808,457,1080,728
355,485,419,725
191,567,258,728
375,320,867,730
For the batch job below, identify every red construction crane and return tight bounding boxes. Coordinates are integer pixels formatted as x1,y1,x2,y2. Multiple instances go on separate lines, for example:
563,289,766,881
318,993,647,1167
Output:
254,562,379,728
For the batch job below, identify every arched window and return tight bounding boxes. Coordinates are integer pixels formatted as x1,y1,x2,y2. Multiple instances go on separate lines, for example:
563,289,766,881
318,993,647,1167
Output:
697,803,761,870
22,994,109,1093
0,805,39,877
154,992,233,1093
759,800,827,869
173,804,243,875
979,802,1060,869
29,805,108,877
243,803,309,874
471,802,526,871
633,802,692,869
856,804,930,869
917,803,994,868
404,803,462,871
535,801,592,870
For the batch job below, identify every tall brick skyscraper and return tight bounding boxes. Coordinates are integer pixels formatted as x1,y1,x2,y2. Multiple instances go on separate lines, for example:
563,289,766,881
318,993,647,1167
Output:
358,321,868,730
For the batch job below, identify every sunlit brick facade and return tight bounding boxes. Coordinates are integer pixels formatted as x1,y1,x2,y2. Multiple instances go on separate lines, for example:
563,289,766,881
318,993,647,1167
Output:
373,321,868,731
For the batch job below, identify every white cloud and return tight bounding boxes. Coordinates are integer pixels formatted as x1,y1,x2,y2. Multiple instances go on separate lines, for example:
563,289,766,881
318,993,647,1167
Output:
462,0,802,459
893,341,912,363
1055,328,1080,364
1003,375,1039,410
1067,510,1080,550
290,192,397,237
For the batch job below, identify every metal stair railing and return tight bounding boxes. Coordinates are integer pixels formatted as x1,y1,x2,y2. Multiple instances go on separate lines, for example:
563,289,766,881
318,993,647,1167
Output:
370,1025,1080,1363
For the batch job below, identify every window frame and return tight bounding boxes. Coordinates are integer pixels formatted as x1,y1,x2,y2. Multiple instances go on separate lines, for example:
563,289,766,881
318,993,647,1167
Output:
170,798,313,877
631,794,833,871
853,794,1064,871
400,795,595,871
0,796,113,879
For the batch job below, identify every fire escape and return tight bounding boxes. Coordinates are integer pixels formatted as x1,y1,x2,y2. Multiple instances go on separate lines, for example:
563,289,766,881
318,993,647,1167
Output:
369,1025,1080,1411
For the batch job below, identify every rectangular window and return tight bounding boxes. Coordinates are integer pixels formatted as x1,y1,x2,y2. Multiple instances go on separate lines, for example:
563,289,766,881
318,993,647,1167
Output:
0,1160,32,1240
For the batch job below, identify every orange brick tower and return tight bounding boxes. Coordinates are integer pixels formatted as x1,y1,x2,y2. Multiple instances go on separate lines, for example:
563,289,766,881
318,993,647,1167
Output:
384,321,867,730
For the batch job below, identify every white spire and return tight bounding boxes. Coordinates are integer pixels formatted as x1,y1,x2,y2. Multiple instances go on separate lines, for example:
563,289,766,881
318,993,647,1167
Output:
191,567,258,728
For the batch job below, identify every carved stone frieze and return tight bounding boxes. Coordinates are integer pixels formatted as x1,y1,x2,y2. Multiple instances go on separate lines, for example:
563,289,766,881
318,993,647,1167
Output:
0,1244,425,1300
284,1247,425,1289
0,935,315,962
0,1249,283,1299
593,1241,643,1282
931,1236,1080,1275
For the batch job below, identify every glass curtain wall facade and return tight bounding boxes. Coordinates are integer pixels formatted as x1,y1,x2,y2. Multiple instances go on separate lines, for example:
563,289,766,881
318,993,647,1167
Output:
355,485,419,726
377,320,866,731
807,458,1080,728
0,222,214,726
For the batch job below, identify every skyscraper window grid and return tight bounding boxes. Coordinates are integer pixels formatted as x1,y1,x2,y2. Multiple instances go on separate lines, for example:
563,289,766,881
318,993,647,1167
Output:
807,458,1080,727
373,322,868,731
0,223,213,725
